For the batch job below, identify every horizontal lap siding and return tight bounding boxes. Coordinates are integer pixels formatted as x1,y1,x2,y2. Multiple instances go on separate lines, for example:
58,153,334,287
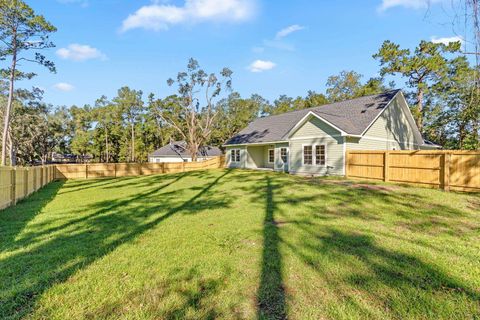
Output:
225,146,247,169
347,97,420,151
289,117,344,176
246,146,266,169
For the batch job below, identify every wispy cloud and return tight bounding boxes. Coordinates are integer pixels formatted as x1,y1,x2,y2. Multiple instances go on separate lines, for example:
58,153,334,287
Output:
248,60,276,72
57,0,89,8
254,24,306,52
53,82,75,92
121,0,257,32
275,24,305,39
378,0,442,12
56,44,107,62
431,35,463,45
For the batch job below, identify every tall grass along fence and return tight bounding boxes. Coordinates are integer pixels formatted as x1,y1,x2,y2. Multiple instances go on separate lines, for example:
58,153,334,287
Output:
54,156,225,179
346,150,480,192
0,165,56,210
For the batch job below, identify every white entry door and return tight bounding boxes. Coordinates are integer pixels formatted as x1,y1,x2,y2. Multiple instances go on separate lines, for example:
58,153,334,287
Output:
280,147,289,172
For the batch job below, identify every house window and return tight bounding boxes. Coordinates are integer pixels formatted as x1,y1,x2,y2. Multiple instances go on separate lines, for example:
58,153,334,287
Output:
230,149,240,163
280,148,288,163
303,145,313,165
315,145,326,166
268,149,274,163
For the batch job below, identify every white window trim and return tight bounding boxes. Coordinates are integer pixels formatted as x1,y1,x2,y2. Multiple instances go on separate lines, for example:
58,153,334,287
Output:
230,149,241,163
302,144,313,166
280,147,288,164
267,148,275,164
315,144,327,167
302,144,327,167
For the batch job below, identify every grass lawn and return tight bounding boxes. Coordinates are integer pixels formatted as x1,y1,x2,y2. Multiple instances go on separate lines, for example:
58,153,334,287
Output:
0,169,479,319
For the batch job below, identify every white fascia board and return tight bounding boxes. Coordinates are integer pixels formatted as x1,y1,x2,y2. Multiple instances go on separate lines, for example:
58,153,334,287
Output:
286,111,348,138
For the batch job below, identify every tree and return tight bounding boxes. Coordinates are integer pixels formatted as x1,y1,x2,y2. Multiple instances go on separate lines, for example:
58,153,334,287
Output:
326,71,390,103
326,70,364,102
0,0,56,165
262,91,328,116
161,58,232,161
373,40,461,132
427,56,480,149
210,92,267,145
113,87,144,162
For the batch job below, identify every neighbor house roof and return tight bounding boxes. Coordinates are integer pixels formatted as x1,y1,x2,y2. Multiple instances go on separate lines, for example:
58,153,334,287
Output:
225,90,402,145
149,141,222,158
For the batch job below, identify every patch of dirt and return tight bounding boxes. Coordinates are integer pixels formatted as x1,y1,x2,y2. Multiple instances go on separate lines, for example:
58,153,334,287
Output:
310,179,399,192
349,184,399,192
467,198,480,211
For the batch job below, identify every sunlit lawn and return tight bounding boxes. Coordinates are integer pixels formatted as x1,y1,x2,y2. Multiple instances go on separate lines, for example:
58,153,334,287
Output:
0,169,479,319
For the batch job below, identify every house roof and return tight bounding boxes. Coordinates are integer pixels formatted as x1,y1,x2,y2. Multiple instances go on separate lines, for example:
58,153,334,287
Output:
225,89,402,145
149,141,222,158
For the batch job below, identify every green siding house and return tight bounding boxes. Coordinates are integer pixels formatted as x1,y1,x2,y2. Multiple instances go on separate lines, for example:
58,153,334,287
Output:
224,90,439,176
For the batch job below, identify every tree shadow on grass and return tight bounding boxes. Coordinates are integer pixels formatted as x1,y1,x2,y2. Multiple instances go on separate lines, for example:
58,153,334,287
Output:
286,227,480,318
87,266,230,320
0,181,64,254
257,176,286,320
0,170,232,319
243,171,480,319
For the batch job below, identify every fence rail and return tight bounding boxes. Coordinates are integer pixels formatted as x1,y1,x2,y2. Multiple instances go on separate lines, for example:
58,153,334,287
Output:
54,156,225,180
346,150,480,192
0,157,225,211
0,165,55,210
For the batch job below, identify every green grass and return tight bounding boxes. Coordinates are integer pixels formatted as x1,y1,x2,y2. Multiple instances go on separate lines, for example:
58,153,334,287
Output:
0,169,479,320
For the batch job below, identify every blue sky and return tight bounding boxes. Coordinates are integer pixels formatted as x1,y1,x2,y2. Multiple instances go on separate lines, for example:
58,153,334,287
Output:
24,0,464,107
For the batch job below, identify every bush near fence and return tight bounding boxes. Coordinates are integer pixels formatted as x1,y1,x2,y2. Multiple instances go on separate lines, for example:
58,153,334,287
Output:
0,165,56,210
346,150,480,192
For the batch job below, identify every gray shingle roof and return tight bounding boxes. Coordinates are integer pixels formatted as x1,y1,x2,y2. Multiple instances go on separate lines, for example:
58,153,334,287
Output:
149,141,222,158
225,90,401,145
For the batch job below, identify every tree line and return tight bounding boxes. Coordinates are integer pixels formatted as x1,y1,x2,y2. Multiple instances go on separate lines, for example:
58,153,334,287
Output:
0,1,479,166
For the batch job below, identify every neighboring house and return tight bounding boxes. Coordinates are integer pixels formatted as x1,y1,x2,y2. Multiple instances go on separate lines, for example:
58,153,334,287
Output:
148,141,222,163
224,90,440,176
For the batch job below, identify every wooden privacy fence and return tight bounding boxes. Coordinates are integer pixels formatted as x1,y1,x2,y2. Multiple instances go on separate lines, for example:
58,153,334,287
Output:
0,165,56,210
55,156,225,179
346,150,480,192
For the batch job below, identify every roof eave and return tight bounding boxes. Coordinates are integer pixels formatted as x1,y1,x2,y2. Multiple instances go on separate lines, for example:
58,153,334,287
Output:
285,111,349,139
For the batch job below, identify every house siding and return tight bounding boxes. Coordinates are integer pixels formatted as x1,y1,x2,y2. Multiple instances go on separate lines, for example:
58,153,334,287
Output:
225,146,247,168
348,97,420,151
289,117,344,176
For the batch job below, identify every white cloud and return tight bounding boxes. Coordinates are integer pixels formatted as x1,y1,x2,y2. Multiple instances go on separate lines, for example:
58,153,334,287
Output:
121,0,256,32
53,82,75,92
431,35,463,45
378,0,442,11
275,24,305,39
57,0,88,7
56,44,107,62
248,60,276,72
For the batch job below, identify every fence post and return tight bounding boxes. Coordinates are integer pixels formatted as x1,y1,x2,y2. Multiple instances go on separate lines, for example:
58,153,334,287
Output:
161,162,165,174
41,166,44,188
442,152,451,191
10,168,16,206
114,163,117,178
182,161,185,172
345,151,349,179
85,163,88,179
24,168,28,197
384,151,390,182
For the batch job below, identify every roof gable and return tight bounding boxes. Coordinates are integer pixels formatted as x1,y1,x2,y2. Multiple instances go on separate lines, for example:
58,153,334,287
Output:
150,141,222,157
225,90,402,145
